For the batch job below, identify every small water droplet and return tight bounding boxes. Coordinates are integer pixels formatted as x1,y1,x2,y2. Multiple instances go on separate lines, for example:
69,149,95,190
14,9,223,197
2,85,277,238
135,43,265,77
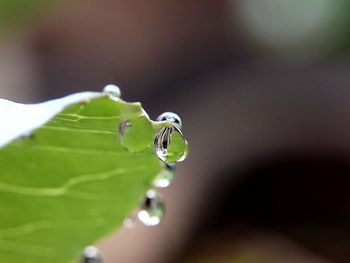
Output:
81,246,103,263
154,124,188,163
138,189,165,226
119,116,153,152
123,216,136,229
154,163,176,188
103,84,121,99
157,112,182,129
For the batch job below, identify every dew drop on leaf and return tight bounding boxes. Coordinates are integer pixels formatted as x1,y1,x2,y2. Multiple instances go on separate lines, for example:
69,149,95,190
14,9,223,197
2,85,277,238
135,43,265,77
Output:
119,116,153,152
157,112,183,129
154,163,176,188
102,84,121,99
154,124,188,163
138,189,165,226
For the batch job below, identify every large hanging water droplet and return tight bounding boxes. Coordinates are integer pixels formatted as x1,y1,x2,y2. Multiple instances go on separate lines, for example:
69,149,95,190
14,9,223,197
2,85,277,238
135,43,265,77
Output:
138,189,165,226
80,246,103,263
154,163,176,188
103,84,121,99
157,112,182,129
154,124,188,163
119,116,153,152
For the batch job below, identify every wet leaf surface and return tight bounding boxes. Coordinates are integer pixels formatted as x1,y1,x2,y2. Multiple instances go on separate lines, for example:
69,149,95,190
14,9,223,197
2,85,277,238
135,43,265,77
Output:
0,93,162,263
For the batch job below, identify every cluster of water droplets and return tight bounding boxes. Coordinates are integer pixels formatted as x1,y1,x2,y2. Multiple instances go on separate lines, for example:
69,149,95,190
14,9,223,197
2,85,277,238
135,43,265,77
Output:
77,85,189,263
103,86,188,227
134,111,188,227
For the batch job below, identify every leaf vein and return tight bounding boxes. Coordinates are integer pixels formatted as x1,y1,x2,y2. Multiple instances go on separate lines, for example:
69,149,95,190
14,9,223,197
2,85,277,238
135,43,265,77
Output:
41,125,116,135
0,168,128,198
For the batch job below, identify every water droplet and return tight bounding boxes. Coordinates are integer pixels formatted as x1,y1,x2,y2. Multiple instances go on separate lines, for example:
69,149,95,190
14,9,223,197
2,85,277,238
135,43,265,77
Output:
154,124,188,163
157,112,182,129
103,84,121,99
81,246,103,263
138,189,165,226
154,163,176,188
119,116,153,152
123,216,136,229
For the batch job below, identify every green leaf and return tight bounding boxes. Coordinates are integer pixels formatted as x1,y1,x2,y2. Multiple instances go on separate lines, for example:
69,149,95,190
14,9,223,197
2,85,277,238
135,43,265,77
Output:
0,92,164,263
0,0,58,32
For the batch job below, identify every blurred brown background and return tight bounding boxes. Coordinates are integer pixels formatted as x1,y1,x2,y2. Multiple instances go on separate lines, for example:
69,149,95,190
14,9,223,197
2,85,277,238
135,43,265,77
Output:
1,0,350,262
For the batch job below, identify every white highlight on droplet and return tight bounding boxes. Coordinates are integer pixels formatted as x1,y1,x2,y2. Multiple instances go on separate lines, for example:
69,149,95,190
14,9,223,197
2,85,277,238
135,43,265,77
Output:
84,246,100,258
137,210,161,226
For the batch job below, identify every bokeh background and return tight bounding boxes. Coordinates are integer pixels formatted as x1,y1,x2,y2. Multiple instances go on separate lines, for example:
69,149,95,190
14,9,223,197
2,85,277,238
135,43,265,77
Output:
1,0,350,262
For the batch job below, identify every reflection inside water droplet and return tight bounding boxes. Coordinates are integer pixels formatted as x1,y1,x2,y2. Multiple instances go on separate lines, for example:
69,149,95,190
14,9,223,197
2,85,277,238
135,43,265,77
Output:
138,189,165,226
81,246,103,263
154,124,188,163
119,117,153,152
103,84,121,99
118,119,131,137
154,163,176,188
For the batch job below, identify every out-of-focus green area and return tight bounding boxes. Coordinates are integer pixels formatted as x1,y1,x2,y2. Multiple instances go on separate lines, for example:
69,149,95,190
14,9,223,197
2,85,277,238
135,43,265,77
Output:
0,0,59,33
236,0,350,61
